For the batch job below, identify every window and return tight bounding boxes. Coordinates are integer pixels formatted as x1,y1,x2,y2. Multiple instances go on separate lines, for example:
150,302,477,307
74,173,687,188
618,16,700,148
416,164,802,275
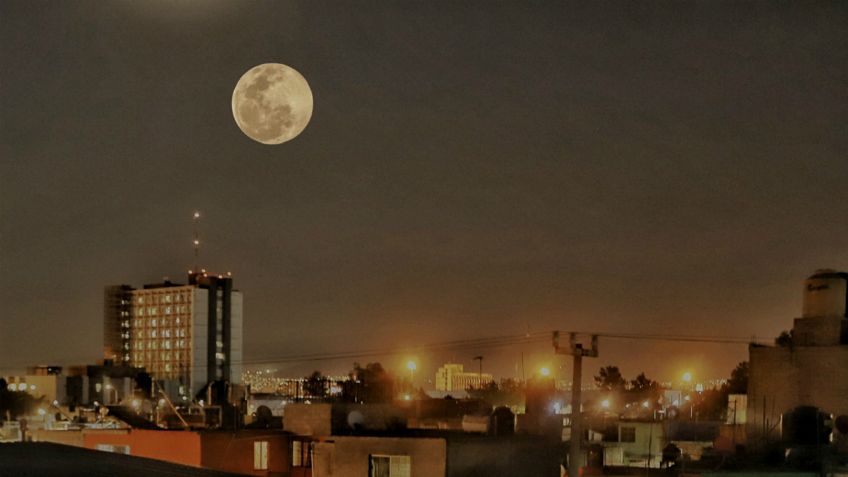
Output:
370,455,410,477
254,441,269,470
96,444,130,455
292,441,312,467
620,426,636,443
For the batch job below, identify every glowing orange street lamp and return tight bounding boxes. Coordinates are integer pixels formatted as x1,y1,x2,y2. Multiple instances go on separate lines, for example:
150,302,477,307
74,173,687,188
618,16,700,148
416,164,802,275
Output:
406,360,417,384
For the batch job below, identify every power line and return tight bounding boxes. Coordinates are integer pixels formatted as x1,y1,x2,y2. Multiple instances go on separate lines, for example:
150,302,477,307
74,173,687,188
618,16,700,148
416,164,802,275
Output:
228,330,766,367
0,330,769,372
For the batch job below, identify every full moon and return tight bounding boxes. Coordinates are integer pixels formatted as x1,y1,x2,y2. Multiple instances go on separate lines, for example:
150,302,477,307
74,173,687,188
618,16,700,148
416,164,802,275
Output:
231,63,313,145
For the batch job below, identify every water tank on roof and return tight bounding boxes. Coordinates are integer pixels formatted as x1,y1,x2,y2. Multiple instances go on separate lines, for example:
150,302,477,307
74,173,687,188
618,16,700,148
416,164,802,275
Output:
802,269,848,319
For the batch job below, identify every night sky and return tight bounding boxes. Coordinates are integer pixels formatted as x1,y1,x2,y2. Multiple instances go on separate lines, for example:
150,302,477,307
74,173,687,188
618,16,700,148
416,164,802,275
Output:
2,1,846,385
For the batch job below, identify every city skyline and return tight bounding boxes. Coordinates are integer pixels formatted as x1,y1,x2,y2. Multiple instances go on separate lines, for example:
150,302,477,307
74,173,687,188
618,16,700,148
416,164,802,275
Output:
2,2,847,383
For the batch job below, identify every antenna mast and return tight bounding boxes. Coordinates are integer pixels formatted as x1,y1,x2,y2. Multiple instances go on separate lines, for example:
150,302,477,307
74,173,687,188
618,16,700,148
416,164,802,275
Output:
192,211,201,272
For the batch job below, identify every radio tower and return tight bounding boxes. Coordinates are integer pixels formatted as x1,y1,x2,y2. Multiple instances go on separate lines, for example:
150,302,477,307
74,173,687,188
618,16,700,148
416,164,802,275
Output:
192,211,201,272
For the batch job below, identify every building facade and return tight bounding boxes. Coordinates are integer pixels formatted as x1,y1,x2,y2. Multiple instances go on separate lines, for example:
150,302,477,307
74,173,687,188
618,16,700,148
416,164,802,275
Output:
434,364,493,392
104,271,243,399
747,269,848,445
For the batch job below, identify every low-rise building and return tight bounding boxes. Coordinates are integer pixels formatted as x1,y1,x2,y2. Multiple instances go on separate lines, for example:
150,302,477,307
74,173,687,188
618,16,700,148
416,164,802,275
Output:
31,427,312,477
434,364,493,392
747,270,848,446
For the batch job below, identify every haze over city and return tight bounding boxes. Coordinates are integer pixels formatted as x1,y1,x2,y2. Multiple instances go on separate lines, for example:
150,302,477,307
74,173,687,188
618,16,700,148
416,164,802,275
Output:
2,1,847,385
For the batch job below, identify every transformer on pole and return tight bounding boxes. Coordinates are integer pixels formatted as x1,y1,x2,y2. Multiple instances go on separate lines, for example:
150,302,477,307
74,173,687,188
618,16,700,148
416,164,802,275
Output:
553,331,598,477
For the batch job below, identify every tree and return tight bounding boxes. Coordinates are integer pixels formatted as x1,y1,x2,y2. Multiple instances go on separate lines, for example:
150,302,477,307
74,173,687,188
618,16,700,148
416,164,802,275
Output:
775,330,793,347
726,361,748,394
630,373,659,392
696,388,727,421
467,378,525,409
341,362,395,403
304,371,328,398
594,366,626,392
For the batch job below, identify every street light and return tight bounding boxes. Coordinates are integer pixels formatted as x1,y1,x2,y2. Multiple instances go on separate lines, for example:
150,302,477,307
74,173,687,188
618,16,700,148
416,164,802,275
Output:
406,360,417,386
682,372,693,384
539,366,551,377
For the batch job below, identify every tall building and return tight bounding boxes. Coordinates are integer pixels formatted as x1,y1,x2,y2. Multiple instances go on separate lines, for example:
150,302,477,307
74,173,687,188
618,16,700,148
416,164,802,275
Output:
435,363,494,392
104,271,243,399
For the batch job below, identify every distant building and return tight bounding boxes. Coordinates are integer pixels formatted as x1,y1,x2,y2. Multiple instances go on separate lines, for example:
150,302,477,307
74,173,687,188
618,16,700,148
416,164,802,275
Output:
284,402,559,477
30,427,311,477
103,271,243,400
434,364,493,392
747,269,848,444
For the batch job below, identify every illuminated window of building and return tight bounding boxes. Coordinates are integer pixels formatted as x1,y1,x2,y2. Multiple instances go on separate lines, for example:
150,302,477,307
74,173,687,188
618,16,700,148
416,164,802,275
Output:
163,340,171,349
292,441,312,467
95,383,102,392
175,317,181,325
164,295,172,303
253,441,268,470
620,427,636,443
163,329,170,338
137,297,144,304
369,455,410,477
95,444,130,455
151,319,157,327
165,306,171,315
165,363,171,372
148,307,156,315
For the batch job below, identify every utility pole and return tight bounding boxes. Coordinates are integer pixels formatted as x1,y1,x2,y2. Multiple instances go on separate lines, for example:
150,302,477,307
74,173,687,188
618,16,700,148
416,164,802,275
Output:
554,332,598,477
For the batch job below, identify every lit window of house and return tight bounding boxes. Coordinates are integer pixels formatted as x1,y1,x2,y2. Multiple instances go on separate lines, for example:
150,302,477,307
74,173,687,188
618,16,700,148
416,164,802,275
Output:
370,455,410,477
292,441,312,467
253,441,269,470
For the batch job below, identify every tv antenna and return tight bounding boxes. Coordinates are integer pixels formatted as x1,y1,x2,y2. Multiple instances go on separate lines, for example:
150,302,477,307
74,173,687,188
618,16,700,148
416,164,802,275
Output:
192,211,201,272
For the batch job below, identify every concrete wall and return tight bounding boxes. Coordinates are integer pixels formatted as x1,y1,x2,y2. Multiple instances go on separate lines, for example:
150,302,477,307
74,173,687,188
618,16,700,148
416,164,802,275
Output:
83,428,202,467
792,315,847,346
30,428,85,447
314,436,446,477
616,421,664,467
229,291,243,385
191,288,209,397
445,435,561,477
284,403,332,437
200,430,292,477
748,344,848,443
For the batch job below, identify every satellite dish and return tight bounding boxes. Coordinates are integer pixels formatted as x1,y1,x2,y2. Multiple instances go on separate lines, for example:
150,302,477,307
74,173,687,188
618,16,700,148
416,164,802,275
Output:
347,410,364,429
255,405,273,427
